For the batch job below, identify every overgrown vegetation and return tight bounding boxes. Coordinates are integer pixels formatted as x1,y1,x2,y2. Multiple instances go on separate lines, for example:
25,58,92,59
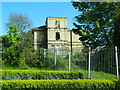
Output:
2,24,43,68
2,23,82,69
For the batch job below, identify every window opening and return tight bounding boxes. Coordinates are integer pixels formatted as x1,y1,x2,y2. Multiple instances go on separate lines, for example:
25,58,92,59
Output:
56,32,60,40
55,20,60,25
55,20,60,28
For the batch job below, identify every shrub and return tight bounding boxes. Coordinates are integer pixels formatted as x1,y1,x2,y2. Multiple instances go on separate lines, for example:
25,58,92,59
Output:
1,70,83,80
112,79,120,90
1,79,119,89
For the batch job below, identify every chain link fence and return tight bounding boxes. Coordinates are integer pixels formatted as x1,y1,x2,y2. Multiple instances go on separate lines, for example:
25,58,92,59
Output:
39,47,119,79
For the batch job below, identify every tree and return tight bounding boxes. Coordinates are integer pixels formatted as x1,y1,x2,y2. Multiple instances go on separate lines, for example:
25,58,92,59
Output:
2,24,22,66
6,24,21,44
72,2,120,49
8,13,32,34
113,8,120,50
113,8,120,64
2,25,43,68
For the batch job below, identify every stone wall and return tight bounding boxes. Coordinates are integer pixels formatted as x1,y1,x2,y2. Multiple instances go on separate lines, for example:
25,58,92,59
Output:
34,30,47,49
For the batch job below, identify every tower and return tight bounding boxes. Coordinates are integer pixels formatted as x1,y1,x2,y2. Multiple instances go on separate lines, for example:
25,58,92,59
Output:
46,17,69,51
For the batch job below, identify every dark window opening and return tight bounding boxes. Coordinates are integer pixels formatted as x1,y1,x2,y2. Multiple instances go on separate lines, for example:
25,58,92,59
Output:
56,32,60,40
55,20,60,28
55,20,60,25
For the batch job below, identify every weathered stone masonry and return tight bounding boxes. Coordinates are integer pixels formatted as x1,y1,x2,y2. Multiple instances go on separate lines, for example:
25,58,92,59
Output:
32,17,83,53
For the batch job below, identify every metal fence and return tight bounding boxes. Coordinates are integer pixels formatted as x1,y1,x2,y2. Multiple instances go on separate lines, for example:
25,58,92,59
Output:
40,46,119,79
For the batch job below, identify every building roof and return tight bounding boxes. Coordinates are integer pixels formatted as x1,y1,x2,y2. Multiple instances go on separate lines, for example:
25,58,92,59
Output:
32,25,46,31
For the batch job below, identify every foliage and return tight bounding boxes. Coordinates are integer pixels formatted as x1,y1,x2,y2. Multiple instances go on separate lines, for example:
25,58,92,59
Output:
72,48,88,62
18,31,44,68
1,79,119,89
2,24,23,67
31,49,44,68
113,8,120,50
113,8,120,64
72,2,120,49
49,56,68,70
2,24,44,68
41,50,68,70
2,66,117,79
3,24,21,45
2,13,43,68
8,12,32,34
1,70,83,80
0,36,2,67
43,50,83,70
113,79,120,90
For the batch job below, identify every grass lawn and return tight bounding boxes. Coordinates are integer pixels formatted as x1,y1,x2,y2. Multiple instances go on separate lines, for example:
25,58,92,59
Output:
80,69,116,79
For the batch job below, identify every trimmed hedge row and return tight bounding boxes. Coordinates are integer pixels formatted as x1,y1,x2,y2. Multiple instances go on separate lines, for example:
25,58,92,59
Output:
0,79,120,89
113,79,120,89
1,70,83,80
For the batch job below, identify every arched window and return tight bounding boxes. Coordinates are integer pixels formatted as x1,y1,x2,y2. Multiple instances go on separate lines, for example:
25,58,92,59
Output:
56,32,60,40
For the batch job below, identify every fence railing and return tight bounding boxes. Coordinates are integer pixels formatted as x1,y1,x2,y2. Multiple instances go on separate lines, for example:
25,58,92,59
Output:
39,46,119,79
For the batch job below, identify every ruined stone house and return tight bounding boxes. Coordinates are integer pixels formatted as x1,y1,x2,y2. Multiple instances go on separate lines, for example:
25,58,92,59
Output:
32,17,83,53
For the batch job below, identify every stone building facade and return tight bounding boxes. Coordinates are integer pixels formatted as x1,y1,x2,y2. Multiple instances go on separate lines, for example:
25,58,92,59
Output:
32,17,83,53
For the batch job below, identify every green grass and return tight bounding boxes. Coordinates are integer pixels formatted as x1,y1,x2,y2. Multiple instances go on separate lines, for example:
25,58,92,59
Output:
79,69,116,79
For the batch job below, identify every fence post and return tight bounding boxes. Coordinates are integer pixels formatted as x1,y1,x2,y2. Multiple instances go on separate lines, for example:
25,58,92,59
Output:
68,50,71,71
115,46,119,79
88,47,91,79
44,49,46,67
54,50,57,69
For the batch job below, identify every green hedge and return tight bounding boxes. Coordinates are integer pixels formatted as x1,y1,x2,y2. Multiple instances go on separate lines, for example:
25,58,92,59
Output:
0,79,119,89
1,70,83,80
112,79,120,89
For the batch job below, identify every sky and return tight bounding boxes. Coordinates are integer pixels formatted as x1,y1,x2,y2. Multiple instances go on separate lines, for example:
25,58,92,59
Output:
1,1,79,35
2,0,70,2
